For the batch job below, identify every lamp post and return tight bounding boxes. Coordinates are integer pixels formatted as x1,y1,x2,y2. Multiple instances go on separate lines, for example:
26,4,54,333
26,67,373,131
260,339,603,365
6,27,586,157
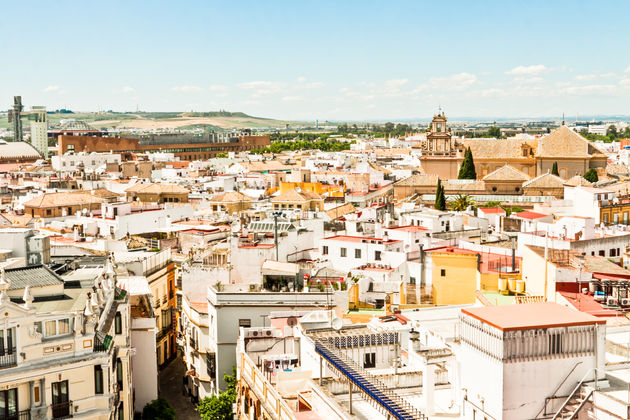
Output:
272,211,283,261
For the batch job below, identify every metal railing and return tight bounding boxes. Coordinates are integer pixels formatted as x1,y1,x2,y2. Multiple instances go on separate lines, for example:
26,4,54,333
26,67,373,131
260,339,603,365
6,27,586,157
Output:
314,338,426,420
0,348,17,368
1,410,31,420
51,400,73,419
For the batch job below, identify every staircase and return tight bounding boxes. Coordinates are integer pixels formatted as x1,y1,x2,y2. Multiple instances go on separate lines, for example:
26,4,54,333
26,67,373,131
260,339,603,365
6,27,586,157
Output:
552,383,593,420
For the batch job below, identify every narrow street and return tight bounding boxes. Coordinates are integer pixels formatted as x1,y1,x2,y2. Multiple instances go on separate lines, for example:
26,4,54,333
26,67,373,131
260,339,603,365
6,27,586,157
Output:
158,354,201,419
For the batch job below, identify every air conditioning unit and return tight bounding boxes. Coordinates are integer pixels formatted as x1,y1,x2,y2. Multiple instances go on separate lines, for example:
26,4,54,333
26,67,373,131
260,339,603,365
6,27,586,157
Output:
606,296,619,306
621,298,630,307
593,291,606,302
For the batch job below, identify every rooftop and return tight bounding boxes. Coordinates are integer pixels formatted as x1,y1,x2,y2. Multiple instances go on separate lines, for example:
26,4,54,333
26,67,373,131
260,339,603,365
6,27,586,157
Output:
461,302,605,331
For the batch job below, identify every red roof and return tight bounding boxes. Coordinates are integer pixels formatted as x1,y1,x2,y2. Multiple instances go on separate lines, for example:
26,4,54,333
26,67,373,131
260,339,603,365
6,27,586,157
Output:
513,211,550,220
559,292,623,318
479,207,506,214
461,302,605,331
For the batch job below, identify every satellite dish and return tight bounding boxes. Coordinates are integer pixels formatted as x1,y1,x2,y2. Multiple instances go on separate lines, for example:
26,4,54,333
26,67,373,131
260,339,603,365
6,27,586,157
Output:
287,316,298,327
331,317,342,330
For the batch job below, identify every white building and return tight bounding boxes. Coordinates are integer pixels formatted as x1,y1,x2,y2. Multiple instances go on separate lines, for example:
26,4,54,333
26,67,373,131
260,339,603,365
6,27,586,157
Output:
51,152,122,173
458,303,605,420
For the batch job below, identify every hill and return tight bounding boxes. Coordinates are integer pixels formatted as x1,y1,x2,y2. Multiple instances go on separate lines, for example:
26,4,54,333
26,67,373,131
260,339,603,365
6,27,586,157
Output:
0,111,302,131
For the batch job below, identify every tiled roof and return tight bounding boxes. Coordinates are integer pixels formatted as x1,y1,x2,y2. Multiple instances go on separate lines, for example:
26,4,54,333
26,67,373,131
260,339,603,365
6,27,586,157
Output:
325,203,356,220
6,265,64,290
522,172,565,189
536,125,602,158
0,141,41,160
482,164,531,182
513,210,550,220
23,192,105,208
394,174,438,187
271,189,322,202
210,191,253,203
125,183,189,194
478,207,506,214
563,175,593,187
461,138,537,160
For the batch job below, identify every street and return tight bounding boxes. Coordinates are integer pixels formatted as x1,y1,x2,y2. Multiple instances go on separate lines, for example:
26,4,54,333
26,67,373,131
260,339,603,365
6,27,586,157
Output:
158,355,201,420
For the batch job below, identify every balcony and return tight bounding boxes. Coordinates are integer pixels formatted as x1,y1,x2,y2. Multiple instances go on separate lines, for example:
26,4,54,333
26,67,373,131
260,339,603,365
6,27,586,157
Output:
51,401,73,419
189,338,197,351
1,410,31,420
0,347,17,369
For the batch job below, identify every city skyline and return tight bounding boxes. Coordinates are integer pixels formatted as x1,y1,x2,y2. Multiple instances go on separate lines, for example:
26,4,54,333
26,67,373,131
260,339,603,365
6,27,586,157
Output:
2,0,630,120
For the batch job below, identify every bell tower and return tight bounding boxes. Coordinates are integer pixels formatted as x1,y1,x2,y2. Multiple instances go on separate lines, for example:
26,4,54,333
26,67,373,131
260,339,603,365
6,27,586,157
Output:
426,110,453,154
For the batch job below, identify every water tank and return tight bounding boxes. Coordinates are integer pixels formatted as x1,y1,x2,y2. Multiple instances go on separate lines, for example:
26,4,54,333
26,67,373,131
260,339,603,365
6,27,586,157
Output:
498,278,508,291
515,280,525,294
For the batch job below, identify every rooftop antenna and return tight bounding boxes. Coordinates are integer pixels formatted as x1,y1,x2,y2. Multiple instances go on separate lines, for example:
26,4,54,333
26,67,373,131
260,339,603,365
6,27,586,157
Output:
562,113,565,126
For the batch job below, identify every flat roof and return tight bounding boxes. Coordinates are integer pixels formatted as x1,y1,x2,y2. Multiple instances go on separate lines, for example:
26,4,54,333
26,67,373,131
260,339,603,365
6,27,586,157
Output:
461,302,605,331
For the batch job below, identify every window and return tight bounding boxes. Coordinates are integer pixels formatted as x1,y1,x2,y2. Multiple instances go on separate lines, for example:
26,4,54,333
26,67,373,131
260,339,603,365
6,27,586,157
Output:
322,246,328,255
38,319,71,338
355,249,361,258
410,277,416,285
624,212,628,225
603,214,609,224
115,312,122,334
117,358,123,390
238,319,251,328
0,327,15,356
0,388,18,419
610,248,616,257
614,213,619,224
363,352,376,368
340,247,347,258
375,251,381,261
46,209,52,216
94,365,103,394
441,269,446,277
599,250,605,257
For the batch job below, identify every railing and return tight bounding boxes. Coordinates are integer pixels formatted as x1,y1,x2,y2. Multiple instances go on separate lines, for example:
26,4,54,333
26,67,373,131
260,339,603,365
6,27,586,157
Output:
552,368,603,420
534,361,582,418
51,401,73,419
1,410,31,420
0,347,17,368
314,337,426,420
189,338,197,350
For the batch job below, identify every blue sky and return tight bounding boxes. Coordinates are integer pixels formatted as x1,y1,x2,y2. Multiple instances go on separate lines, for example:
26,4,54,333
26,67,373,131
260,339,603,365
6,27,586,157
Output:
1,0,630,121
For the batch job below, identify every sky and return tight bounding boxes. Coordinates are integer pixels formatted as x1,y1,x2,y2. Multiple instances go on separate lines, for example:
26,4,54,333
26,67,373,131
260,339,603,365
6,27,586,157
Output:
2,0,630,121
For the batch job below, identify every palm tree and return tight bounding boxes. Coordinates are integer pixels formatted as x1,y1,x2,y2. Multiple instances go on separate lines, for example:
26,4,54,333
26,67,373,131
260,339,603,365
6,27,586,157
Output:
449,194,476,212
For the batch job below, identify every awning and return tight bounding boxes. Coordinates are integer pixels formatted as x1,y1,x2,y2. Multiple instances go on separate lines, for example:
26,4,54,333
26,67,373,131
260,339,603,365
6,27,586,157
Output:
261,260,299,276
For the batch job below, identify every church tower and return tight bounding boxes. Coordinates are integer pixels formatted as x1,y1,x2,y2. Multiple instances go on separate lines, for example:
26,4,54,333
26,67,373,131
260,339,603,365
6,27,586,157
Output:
426,111,454,155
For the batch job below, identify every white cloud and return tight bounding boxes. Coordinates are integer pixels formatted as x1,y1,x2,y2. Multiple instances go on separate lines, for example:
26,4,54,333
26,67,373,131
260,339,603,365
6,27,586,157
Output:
625,65,630,73
122,86,135,93
574,74,597,81
564,84,617,95
415,72,478,92
281,96,301,102
506,65,547,76
44,85,60,92
171,85,204,92
513,76,544,84
209,84,228,92
297,76,307,83
304,81,325,89
384,78,408,88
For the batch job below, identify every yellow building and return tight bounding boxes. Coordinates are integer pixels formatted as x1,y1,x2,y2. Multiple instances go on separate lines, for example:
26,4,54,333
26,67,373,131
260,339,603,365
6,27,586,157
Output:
427,249,479,305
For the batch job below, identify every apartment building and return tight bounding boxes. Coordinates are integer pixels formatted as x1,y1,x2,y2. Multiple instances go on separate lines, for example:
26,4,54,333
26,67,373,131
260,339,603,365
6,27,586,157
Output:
0,261,132,420
114,249,177,367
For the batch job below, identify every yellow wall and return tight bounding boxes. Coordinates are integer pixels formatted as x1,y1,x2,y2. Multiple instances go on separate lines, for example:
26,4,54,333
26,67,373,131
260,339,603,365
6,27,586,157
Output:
430,252,479,305
279,181,344,196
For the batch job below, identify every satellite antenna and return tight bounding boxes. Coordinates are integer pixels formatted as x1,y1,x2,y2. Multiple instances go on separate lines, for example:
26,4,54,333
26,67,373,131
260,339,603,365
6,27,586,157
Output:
287,316,298,327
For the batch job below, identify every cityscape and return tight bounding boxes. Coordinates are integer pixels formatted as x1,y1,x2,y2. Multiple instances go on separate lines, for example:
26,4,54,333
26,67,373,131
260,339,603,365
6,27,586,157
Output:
3,1,630,420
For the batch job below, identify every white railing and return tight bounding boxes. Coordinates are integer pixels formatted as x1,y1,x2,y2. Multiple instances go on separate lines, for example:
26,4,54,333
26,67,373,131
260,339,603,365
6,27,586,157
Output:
239,352,296,420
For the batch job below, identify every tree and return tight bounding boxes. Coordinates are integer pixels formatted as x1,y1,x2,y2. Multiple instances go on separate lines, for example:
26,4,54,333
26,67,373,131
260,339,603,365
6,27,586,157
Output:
449,194,475,212
584,168,598,183
435,180,446,211
458,147,477,179
607,124,618,139
143,397,176,420
551,162,559,176
197,366,237,420
487,126,501,138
